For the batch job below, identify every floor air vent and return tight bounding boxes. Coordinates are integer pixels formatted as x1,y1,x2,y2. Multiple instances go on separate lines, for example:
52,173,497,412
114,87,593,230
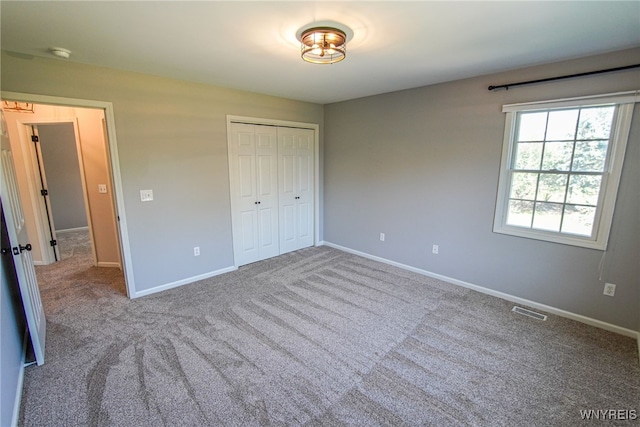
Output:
512,306,547,321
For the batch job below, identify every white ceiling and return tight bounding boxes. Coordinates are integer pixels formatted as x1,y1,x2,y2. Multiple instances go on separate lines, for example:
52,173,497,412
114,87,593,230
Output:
2,1,639,104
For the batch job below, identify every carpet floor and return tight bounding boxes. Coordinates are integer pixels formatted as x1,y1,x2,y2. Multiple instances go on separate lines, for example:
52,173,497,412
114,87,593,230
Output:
56,228,95,261
20,237,639,426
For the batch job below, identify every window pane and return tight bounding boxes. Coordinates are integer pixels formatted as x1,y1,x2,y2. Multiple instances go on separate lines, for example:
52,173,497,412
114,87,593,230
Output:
532,202,562,232
577,107,614,140
572,140,608,172
541,141,573,171
567,175,602,206
507,200,533,227
514,142,543,170
518,112,547,141
536,174,567,203
546,109,579,140
496,101,628,249
510,172,538,200
562,205,596,236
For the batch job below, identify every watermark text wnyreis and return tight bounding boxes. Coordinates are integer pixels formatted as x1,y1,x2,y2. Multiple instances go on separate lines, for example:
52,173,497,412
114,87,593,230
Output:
580,409,637,421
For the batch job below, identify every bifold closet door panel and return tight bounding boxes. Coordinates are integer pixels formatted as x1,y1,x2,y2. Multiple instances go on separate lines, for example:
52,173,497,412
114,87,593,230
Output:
278,127,314,254
229,123,259,266
229,123,278,266
254,126,279,260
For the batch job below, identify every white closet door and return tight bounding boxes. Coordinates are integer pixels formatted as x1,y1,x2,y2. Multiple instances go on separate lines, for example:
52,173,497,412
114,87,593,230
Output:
229,123,258,266
229,123,278,266
254,126,279,260
278,127,314,254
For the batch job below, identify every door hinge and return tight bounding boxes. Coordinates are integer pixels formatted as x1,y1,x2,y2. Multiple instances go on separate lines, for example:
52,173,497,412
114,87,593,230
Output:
31,135,39,143
50,239,57,247
41,189,48,196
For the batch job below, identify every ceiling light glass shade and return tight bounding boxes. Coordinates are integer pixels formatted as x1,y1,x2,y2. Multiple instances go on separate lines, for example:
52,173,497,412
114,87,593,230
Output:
300,27,346,64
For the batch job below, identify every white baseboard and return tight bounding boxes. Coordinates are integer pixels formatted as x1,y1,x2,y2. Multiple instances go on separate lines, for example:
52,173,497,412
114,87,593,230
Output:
131,266,237,298
97,261,121,269
55,226,89,234
322,241,639,341
33,260,45,266
12,332,29,427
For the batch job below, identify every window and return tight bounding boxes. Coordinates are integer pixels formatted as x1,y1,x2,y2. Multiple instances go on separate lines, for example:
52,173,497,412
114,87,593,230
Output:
494,92,636,250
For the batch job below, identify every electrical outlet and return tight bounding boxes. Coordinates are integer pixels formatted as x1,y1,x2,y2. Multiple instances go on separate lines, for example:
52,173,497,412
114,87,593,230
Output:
194,246,200,257
603,283,616,297
432,244,439,255
380,233,385,242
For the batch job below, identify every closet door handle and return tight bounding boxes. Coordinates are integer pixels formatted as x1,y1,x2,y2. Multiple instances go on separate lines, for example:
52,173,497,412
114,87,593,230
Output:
19,244,32,252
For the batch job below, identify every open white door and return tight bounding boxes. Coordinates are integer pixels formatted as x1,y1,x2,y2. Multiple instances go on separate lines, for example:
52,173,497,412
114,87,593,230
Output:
0,110,46,365
30,125,60,262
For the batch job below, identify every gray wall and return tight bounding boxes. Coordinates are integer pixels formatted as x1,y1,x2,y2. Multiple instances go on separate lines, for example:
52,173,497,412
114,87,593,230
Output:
38,123,88,231
324,48,640,331
1,208,27,427
1,48,637,330
1,51,324,293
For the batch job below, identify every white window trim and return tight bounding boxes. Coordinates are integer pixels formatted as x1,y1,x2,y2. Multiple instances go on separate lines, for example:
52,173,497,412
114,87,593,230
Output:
493,91,637,250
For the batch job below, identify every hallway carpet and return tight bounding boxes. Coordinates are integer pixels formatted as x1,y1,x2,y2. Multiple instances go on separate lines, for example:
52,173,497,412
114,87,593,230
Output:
21,246,639,426
56,228,93,261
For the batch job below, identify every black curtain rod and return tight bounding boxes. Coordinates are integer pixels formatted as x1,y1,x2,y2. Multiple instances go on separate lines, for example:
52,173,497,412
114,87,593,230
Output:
488,64,640,91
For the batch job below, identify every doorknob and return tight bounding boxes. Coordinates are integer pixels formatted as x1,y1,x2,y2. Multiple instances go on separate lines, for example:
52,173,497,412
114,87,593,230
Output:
1,247,11,255
19,244,32,253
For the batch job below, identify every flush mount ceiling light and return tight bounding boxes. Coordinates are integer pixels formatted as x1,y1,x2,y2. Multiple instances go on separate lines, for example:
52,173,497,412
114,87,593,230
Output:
49,47,71,59
300,27,347,64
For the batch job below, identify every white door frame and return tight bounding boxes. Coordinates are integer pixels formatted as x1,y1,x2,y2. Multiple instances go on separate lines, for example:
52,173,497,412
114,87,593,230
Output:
226,115,320,267
2,91,135,297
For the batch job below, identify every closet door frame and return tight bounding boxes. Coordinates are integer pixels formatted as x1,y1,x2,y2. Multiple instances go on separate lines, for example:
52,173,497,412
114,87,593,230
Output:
226,115,320,267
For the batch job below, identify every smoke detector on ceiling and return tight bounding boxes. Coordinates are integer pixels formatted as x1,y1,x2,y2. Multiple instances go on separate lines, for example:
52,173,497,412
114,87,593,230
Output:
49,47,71,59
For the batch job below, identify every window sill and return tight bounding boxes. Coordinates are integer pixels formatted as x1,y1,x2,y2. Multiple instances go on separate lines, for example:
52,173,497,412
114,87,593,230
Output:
493,225,605,250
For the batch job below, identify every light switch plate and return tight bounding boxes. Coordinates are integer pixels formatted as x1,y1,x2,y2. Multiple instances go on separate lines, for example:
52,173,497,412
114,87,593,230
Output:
98,184,107,194
140,189,154,202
